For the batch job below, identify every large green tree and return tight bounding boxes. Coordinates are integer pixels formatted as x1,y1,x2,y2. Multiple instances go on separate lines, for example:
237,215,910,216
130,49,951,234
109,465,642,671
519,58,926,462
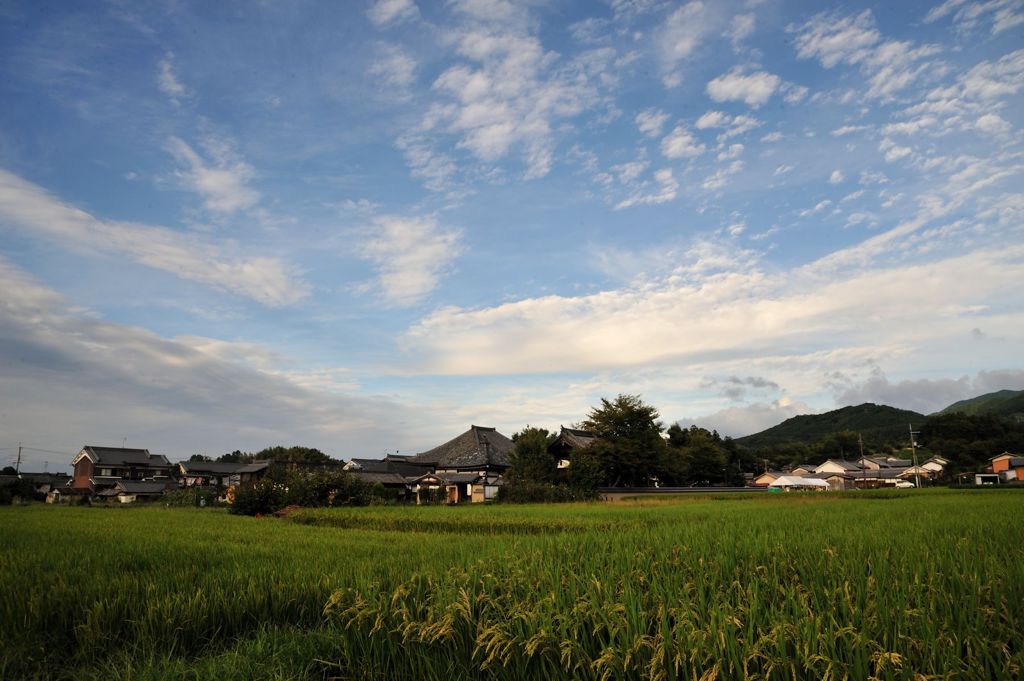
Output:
582,394,667,486
507,427,557,483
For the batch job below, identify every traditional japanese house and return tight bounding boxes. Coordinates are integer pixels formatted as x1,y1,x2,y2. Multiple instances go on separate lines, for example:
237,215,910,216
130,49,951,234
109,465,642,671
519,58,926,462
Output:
408,425,513,503
70,446,173,492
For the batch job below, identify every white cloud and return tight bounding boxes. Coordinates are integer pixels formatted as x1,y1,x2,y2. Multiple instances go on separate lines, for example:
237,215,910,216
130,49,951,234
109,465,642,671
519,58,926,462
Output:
774,164,793,176
718,143,744,161
402,240,1024,376
157,53,187,102
831,125,870,136
367,0,419,27
792,10,940,99
829,169,845,185
879,138,913,162
725,14,756,47
681,397,814,438
358,215,462,306
369,44,417,89
761,131,783,143
635,108,670,137
657,1,710,87
661,124,706,159
798,199,832,217
615,168,678,210
924,0,1024,35
0,169,308,306
166,137,260,214
975,112,1012,135
0,255,429,463
699,160,741,190
418,17,612,181
706,66,781,107
695,110,730,129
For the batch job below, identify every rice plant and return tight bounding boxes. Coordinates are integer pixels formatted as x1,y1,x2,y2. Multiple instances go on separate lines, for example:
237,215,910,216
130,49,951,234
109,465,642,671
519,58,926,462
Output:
1,490,1021,680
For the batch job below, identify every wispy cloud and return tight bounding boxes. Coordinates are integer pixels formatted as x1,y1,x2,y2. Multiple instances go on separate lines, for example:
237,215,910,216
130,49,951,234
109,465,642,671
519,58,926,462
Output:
358,215,462,306
367,0,419,27
0,169,308,306
156,52,187,103
706,66,781,107
166,137,260,215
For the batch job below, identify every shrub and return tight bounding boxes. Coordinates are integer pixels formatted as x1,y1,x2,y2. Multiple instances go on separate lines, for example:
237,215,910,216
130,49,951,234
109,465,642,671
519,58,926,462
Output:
497,480,592,503
163,488,218,507
230,479,285,516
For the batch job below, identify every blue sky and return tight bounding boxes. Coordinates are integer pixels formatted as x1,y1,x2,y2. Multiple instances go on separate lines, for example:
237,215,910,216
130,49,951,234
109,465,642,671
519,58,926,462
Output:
1,0,1023,470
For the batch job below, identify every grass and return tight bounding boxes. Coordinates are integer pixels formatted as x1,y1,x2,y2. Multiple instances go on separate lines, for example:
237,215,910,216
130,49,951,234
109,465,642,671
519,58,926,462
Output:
1,489,1022,679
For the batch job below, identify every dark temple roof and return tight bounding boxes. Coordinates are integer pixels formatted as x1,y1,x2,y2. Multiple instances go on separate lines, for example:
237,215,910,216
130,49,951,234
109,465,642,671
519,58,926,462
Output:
410,426,513,469
549,426,598,453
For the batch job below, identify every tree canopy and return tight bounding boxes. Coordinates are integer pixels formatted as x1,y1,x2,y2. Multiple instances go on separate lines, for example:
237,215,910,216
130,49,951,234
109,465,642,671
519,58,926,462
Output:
581,394,667,486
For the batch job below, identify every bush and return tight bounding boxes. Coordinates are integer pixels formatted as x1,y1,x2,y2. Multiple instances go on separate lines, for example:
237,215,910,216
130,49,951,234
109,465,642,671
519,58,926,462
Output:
230,479,285,516
497,480,594,503
163,488,218,507
230,470,374,516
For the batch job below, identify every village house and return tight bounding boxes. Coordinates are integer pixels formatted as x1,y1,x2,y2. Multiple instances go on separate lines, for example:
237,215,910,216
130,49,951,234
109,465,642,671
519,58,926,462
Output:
178,461,248,488
70,446,174,493
407,425,513,503
343,456,430,500
989,452,1024,481
97,480,170,504
814,459,862,476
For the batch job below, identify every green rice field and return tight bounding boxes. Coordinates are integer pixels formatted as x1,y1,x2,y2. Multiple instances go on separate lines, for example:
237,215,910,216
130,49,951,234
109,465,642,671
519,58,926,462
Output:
1,489,1022,680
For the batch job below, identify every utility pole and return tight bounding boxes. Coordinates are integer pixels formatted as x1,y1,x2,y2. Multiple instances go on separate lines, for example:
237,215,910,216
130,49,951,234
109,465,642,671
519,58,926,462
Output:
15,442,22,476
909,424,921,488
859,433,865,490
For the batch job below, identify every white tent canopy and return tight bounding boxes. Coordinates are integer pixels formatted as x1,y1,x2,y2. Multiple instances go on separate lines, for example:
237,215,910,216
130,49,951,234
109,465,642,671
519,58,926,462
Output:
769,475,831,489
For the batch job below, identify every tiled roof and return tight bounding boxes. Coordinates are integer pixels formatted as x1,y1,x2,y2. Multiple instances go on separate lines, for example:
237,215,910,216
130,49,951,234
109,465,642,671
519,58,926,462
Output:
349,471,410,486
84,446,171,468
178,461,247,475
410,426,513,469
114,481,169,494
549,426,598,452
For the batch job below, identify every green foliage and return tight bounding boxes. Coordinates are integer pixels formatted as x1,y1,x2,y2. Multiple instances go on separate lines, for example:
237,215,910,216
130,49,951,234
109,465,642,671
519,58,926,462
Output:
0,477,40,504
215,446,336,464
230,470,371,516
496,480,582,503
229,479,285,516
507,426,557,483
1,466,16,475
582,394,667,486
663,425,743,486
188,453,213,462
217,450,248,463
163,487,217,507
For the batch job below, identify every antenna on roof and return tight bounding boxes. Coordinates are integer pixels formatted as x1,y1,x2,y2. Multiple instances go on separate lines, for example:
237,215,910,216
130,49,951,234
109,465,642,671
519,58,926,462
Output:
122,437,127,448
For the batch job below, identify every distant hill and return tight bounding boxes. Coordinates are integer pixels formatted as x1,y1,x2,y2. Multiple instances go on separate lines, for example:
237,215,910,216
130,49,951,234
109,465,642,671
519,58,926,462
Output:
735,403,926,450
938,389,1024,421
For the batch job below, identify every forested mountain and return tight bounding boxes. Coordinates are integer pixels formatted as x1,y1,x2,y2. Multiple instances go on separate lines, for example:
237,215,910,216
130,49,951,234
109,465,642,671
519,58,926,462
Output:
938,389,1024,421
735,403,925,451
